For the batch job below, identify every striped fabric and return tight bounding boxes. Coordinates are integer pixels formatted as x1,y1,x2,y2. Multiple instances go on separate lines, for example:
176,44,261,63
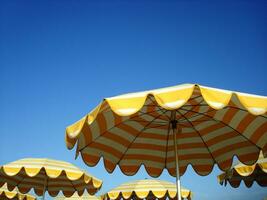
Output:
218,152,267,187
102,179,192,200
65,83,267,177
0,184,36,200
54,193,101,200
0,158,102,197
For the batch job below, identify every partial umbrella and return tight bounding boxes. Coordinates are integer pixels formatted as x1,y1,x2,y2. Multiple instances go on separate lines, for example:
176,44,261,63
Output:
54,192,101,200
218,151,267,187
65,83,267,200
0,158,102,199
0,184,36,200
102,179,192,200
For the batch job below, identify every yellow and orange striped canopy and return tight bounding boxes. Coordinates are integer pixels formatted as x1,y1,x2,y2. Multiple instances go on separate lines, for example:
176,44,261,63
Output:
218,152,267,187
0,184,36,200
54,193,101,200
66,83,267,177
102,179,192,200
0,158,102,197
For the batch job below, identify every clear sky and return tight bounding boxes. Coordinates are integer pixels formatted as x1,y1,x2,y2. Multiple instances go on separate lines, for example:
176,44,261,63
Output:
1,0,267,199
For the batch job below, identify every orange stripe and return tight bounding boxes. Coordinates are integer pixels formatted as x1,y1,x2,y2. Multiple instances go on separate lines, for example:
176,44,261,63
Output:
103,159,116,173
120,165,162,177
217,158,233,170
176,143,206,149
138,133,167,140
192,164,214,175
222,107,239,124
177,132,200,139
114,113,123,125
182,97,204,119
90,142,123,158
212,141,253,157
167,153,211,161
81,153,101,166
144,166,164,177
117,123,141,136
250,122,267,144
235,152,259,164
123,154,165,163
96,112,107,134
236,114,257,133
82,124,92,147
186,108,217,127
205,131,239,146
178,153,211,160
130,143,166,151
119,165,139,176
198,123,225,136
168,164,213,176
102,131,132,148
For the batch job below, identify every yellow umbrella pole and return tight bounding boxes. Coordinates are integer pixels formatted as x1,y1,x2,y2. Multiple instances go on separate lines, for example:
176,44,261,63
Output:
171,111,181,200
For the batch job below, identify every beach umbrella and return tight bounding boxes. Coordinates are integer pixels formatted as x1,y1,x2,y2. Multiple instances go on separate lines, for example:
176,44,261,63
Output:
65,83,267,200
218,151,267,187
102,179,192,200
54,192,101,200
0,158,102,199
0,184,36,200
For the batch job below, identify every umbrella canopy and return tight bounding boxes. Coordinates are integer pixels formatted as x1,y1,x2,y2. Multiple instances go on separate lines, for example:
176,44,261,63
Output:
0,184,36,200
54,193,101,200
218,152,267,187
65,83,267,200
0,158,102,197
102,179,192,200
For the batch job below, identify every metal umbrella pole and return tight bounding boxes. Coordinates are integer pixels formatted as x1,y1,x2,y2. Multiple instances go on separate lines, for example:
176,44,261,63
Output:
170,111,181,200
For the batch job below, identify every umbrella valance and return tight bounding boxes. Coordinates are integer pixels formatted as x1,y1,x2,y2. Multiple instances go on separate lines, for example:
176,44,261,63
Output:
0,184,36,200
0,158,102,197
218,152,267,187
103,179,192,200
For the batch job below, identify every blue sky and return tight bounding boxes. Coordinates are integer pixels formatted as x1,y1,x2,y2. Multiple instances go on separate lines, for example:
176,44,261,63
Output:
1,0,267,199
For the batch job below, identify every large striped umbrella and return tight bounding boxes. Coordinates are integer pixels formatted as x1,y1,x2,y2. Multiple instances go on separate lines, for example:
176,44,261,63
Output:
102,179,192,200
54,192,101,200
65,83,267,200
0,158,102,199
218,151,267,187
0,184,36,200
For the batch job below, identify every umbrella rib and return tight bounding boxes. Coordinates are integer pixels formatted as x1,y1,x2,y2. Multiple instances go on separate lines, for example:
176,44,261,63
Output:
176,110,217,163
132,120,167,125
79,108,167,152
117,110,168,166
143,124,168,130
164,118,171,171
179,107,262,150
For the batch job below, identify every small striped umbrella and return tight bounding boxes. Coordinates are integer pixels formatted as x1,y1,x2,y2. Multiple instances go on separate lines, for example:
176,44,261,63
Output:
54,192,101,200
0,184,36,200
102,179,192,200
65,83,267,200
218,152,267,187
0,158,102,199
